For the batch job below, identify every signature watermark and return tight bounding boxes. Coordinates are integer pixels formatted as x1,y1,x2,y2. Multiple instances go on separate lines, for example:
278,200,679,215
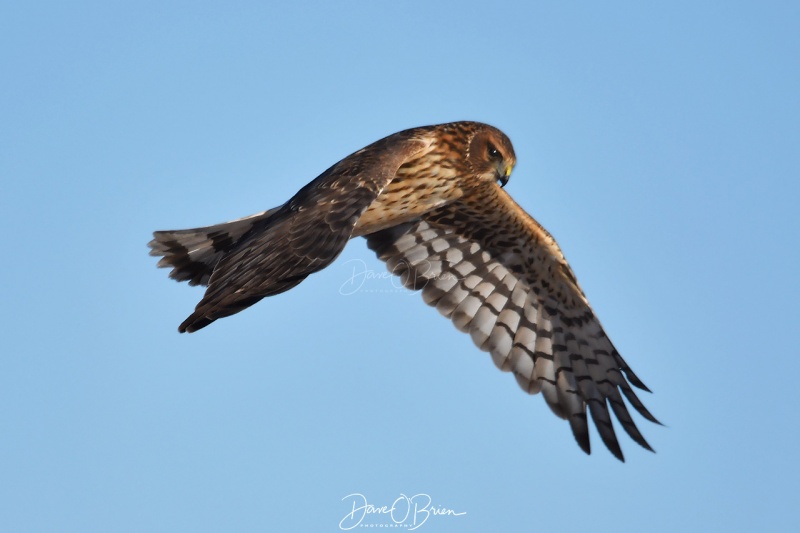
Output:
338,259,460,296
338,492,466,530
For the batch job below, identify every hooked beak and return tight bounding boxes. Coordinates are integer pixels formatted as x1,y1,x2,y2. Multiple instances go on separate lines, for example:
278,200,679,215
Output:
497,165,513,187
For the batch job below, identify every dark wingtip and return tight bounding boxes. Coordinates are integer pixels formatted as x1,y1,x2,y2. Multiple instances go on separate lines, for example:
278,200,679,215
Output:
178,314,212,333
599,422,625,462
609,444,625,463
569,412,592,456
574,433,591,456
619,361,654,394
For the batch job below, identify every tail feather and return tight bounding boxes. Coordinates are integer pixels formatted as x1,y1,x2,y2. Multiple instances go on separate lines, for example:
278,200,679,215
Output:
149,207,281,286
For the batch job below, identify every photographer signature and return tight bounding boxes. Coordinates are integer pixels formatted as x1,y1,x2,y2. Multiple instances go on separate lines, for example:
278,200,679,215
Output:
339,492,466,530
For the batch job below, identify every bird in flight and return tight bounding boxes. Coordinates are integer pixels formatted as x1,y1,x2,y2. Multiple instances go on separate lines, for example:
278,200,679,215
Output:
149,121,660,461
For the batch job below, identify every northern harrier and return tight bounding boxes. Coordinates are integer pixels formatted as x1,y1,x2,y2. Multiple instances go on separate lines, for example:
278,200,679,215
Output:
149,121,660,460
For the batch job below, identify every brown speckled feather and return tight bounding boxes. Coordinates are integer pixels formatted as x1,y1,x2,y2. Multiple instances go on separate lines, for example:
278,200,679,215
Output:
169,128,433,332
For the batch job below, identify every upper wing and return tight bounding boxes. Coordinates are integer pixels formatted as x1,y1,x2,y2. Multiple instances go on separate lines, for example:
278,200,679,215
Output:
365,183,659,461
178,130,430,333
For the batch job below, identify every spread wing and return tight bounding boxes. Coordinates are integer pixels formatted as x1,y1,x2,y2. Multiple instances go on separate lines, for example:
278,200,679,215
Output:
365,183,660,461
176,131,429,333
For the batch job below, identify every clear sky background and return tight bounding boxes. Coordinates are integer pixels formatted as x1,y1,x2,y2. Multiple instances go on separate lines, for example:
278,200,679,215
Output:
2,1,798,531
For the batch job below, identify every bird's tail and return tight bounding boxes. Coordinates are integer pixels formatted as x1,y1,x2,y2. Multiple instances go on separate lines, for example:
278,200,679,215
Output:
148,207,281,287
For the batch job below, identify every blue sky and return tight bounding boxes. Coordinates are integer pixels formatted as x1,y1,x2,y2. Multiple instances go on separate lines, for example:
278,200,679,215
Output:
2,1,798,531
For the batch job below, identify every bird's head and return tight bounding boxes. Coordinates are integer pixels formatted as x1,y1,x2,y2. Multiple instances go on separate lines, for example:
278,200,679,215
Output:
466,125,516,187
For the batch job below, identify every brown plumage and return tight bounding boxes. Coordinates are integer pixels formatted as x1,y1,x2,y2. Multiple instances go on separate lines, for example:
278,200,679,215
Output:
149,121,659,460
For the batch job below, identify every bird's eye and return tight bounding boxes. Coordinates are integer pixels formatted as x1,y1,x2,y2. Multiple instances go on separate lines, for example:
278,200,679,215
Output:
487,143,500,159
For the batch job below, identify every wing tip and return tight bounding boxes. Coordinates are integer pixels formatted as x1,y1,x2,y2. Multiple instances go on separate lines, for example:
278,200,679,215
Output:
178,313,211,333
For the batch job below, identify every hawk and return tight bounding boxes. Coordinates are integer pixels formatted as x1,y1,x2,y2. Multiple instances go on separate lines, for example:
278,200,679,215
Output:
149,121,660,461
